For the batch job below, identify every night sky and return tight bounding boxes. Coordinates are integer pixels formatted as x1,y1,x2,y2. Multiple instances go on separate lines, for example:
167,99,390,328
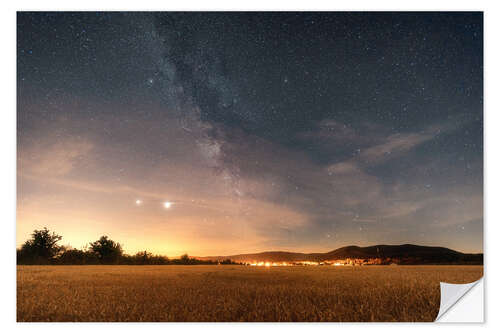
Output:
17,12,483,255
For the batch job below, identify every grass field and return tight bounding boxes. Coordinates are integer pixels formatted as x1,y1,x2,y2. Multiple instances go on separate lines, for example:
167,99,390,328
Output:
17,265,483,322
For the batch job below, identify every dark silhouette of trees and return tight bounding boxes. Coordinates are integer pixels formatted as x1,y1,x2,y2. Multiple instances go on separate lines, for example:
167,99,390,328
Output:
16,228,241,265
57,248,99,265
180,253,190,264
135,250,153,264
170,253,196,265
219,259,234,265
17,228,63,264
88,236,123,264
128,251,169,265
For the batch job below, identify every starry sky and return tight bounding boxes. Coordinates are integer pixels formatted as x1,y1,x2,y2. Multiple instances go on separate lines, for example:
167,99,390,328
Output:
17,12,483,256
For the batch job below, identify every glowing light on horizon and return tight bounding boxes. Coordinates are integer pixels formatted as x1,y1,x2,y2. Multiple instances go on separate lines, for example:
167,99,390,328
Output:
135,199,142,205
163,201,172,209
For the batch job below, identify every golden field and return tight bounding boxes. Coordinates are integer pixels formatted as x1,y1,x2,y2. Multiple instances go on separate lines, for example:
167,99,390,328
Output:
17,265,483,322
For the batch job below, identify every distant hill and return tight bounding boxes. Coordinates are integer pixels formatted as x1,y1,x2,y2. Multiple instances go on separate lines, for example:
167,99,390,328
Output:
198,244,483,265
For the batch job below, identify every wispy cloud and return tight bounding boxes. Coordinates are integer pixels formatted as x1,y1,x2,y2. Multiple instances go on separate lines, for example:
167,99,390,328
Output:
18,139,94,177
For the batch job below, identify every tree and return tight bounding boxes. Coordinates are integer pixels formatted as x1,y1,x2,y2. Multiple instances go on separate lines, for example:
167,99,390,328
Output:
88,236,123,264
180,253,190,264
57,247,100,265
134,250,153,264
58,248,87,265
17,228,63,264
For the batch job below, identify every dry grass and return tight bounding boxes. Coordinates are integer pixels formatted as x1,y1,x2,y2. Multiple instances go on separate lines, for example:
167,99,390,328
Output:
17,265,483,322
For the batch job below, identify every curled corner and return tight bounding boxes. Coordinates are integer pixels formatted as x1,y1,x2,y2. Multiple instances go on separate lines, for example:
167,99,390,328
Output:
435,278,483,322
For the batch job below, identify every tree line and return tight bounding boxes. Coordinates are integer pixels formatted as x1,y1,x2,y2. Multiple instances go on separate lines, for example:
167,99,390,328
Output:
17,227,239,265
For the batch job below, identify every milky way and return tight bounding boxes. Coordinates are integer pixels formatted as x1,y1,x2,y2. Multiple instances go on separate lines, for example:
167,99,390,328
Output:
17,12,483,255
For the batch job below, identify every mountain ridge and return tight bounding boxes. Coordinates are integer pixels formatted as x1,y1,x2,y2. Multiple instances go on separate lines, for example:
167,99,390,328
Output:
196,244,483,265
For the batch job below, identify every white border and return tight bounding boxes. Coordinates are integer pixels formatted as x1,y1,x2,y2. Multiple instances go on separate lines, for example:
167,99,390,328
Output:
2,1,498,332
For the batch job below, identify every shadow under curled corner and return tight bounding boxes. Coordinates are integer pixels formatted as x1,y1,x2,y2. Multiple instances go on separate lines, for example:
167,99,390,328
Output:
435,278,484,322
